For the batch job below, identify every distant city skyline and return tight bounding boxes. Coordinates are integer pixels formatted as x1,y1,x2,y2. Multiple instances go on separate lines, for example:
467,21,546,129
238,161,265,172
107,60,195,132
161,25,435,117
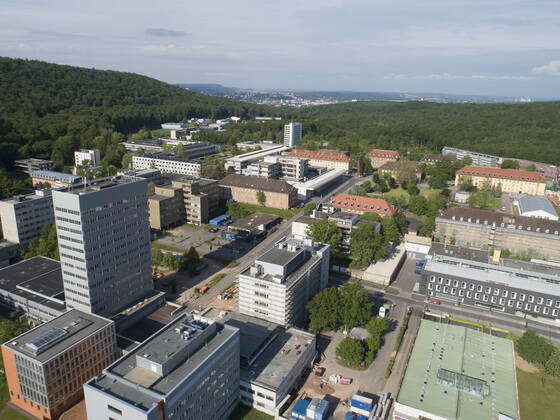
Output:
1,0,559,97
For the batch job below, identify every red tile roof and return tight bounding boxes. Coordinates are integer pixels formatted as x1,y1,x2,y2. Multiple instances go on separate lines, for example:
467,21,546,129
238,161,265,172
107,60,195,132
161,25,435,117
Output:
367,149,401,159
456,166,546,183
288,149,351,162
330,193,396,215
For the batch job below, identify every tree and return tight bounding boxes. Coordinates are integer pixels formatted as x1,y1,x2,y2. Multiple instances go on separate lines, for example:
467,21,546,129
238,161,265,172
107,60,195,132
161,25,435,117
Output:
407,183,419,196
152,248,163,270
147,181,156,195
516,330,555,367
180,246,200,275
0,319,30,371
394,162,420,185
501,159,520,169
306,287,341,333
256,190,266,206
226,202,253,219
349,222,378,268
366,316,390,338
306,219,342,258
23,225,59,260
468,190,499,211
339,280,372,330
162,252,179,270
336,337,364,367
524,163,536,171
418,216,436,237
409,195,428,216
303,202,316,216
381,216,400,243
545,347,560,377
428,172,448,189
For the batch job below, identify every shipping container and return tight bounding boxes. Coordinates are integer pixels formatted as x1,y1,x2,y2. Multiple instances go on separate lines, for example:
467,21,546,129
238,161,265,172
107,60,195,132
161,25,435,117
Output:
350,406,371,417
344,413,367,420
292,399,310,418
351,394,373,411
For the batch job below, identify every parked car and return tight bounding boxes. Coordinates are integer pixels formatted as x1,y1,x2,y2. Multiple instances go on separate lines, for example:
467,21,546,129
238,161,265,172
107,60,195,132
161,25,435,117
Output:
428,299,442,305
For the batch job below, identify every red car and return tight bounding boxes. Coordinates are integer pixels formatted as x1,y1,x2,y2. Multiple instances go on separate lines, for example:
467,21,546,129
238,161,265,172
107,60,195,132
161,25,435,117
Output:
428,299,442,305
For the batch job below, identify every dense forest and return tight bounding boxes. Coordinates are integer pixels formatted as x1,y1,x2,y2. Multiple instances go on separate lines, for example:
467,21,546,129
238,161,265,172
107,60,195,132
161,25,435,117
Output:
0,57,272,170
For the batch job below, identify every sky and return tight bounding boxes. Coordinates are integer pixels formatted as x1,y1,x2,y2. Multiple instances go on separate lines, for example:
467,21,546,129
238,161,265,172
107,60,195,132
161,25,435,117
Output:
1,0,560,98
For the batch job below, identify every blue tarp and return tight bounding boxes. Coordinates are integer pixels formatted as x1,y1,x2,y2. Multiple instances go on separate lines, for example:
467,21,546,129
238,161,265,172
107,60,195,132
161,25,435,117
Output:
209,215,230,226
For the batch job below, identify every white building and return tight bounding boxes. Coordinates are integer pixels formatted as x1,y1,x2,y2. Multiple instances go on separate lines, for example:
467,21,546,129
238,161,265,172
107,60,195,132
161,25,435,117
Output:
238,236,330,327
74,149,101,168
225,145,290,173
133,152,204,177
514,195,559,221
161,122,187,130
264,155,308,180
284,122,302,147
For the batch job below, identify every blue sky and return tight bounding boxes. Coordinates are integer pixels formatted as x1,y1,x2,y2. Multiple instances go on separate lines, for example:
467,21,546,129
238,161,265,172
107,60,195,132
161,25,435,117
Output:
1,0,559,97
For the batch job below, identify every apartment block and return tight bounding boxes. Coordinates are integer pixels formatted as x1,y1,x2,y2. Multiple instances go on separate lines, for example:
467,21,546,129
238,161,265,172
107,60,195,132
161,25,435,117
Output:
0,189,54,248
52,177,153,317
435,207,560,262
74,149,101,168
1,309,117,420
287,149,351,172
420,243,560,321
442,146,500,167
84,313,240,420
220,174,298,209
132,152,204,177
238,237,330,327
284,122,302,147
148,185,185,230
455,166,547,195
329,193,396,216
15,158,54,174
367,149,400,169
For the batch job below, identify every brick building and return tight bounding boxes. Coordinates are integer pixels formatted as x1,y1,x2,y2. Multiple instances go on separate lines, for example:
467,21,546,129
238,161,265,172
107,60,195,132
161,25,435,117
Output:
287,149,351,172
455,166,547,195
219,175,298,209
367,149,400,169
328,193,396,216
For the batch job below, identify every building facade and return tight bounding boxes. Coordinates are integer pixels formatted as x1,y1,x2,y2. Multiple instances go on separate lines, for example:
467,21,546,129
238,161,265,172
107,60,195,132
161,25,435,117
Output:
238,237,330,327
367,149,400,169
242,161,282,179
84,313,240,420
1,310,117,420
220,174,298,209
329,193,396,216
172,177,220,224
148,185,185,230
287,149,351,172
284,122,302,147
442,146,500,167
435,207,560,262
132,152,204,177
30,171,83,188
378,161,422,181
292,209,362,249
74,149,101,168
15,158,54,174
0,189,54,248
52,177,153,317
225,145,290,173
455,166,547,196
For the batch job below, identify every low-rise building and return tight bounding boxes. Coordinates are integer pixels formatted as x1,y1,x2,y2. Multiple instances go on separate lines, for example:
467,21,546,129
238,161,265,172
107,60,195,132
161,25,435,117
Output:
227,213,281,239
148,185,185,230
420,154,444,165
292,209,362,249
435,207,560,262
74,149,101,168
356,244,406,286
378,161,422,181
287,149,351,172
0,189,54,248
501,157,560,182
442,146,500,167
117,168,163,183
421,243,560,321
220,174,298,209
0,241,18,268
242,160,282,179
15,158,54,174
367,149,400,169
161,122,187,130
454,190,471,204
30,171,83,188
328,193,396,216
455,166,546,196
238,236,330,327
264,155,308,180
84,313,240,420
133,152,205,177
236,141,280,151
394,319,518,420
404,233,432,259
1,310,117,420
514,195,558,221
225,145,290,173
289,169,346,201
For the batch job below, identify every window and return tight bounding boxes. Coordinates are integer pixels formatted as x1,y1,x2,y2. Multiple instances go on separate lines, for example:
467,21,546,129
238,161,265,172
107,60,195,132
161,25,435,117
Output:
491,296,497,303
543,307,549,315
525,303,532,311
438,277,444,284
553,309,558,316
469,284,475,291
502,290,508,297
446,279,451,286
483,295,489,302
461,282,467,289
528,295,535,303
520,294,526,301
493,289,500,296
477,285,483,292
475,293,480,300
453,280,459,287
108,405,122,416
485,287,491,294
499,298,505,305
508,300,514,307
516,301,523,309
466,291,472,298
436,285,441,292
458,290,464,297
443,286,449,293
430,276,436,283
511,292,517,299
451,288,456,295
537,297,544,305
547,299,553,307
535,306,541,313
427,283,433,290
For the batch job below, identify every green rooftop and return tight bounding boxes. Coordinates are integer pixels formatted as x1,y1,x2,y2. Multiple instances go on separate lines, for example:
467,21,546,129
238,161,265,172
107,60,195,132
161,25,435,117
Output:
397,319,519,420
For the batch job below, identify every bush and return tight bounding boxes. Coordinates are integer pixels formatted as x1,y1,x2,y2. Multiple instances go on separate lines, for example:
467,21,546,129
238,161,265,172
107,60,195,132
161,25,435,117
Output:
516,330,555,368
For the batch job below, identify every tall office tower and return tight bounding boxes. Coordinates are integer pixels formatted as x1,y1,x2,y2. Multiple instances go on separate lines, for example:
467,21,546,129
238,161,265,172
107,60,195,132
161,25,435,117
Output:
284,122,302,147
85,313,240,420
52,177,153,317
238,236,330,327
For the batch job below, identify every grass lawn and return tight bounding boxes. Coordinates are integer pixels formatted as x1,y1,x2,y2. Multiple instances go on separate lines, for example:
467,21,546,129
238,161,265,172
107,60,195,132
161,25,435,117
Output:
152,242,185,253
230,203,297,220
516,368,560,420
422,188,442,201
384,187,410,205
229,404,273,420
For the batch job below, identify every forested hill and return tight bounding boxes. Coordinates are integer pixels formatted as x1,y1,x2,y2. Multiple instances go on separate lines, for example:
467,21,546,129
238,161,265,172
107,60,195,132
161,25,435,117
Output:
0,57,271,169
289,100,560,166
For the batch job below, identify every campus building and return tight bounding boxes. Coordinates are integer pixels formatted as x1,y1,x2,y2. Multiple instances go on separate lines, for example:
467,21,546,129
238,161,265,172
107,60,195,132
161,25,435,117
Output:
435,207,560,262
30,171,83,189
220,174,298,209
1,309,117,420
367,149,400,169
225,145,291,173
394,319,519,420
74,149,101,168
455,166,546,196
0,189,54,248
132,152,205,177
378,161,422,181
15,158,54,174
292,209,362,249
287,149,351,172
84,313,240,420
238,236,330,327
513,195,558,221
328,193,396,216
284,122,302,147
52,177,153,317
420,243,560,321
442,146,500,167
172,177,221,225
148,185,185,230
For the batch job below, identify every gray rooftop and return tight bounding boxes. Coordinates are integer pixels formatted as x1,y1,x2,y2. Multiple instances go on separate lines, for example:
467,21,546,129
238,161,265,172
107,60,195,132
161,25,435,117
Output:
516,196,558,218
429,243,490,263
258,246,301,267
3,309,112,363
56,176,146,196
229,213,281,233
0,189,52,205
29,170,82,183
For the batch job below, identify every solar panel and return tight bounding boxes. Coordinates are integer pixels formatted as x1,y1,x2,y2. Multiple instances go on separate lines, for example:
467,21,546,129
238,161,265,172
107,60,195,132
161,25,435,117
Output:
436,368,490,397
25,327,67,354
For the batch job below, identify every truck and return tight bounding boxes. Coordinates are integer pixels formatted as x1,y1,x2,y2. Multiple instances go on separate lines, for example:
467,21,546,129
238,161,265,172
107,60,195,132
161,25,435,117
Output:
378,303,390,318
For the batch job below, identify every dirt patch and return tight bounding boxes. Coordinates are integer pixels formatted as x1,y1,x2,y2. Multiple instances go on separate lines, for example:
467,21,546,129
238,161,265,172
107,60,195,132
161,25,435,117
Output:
516,355,541,373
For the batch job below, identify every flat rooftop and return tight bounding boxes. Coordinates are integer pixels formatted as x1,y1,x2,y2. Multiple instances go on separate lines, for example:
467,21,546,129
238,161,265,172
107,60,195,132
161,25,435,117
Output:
30,170,82,183
258,247,301,267
397,319,518,420
429,243,490,263
229,213,280,233
0,189,52,205
4,309,111,363
0,256,65,311
54,176,145,196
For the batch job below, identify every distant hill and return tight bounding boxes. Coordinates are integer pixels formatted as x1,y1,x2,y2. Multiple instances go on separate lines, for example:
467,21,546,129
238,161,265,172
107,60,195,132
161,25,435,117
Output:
175,83,246,96
0,57,272,169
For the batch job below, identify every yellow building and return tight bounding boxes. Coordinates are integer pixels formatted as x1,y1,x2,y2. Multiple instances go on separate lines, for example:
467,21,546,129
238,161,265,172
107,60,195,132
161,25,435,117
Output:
455,166,546,196
287,149,351,172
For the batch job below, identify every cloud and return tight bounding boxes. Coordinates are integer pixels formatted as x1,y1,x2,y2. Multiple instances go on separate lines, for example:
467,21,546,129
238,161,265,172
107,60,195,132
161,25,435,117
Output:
145,28,187,38
385,73,535,81
532,60,560,76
